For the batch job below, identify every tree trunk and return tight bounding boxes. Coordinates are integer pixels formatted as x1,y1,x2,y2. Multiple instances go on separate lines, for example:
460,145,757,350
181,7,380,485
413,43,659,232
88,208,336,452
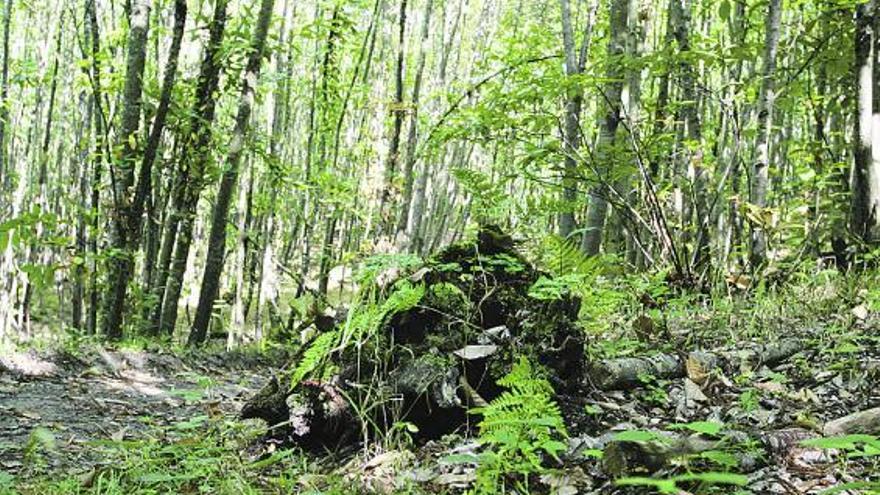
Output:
102,0,185,339
557,0,594,239
188,0,275,346
853,0,880,244
397,0,434,241
581,0,629,255
0,0,11,194
749,0,782,267
72,91,92,331
100,0,151,339
157,0,228,336
380,0,409,235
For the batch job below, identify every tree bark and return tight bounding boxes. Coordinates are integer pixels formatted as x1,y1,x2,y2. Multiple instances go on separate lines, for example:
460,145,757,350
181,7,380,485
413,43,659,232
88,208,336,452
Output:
853,0,880,244
103,0,186,339
0,0,11,193
557,0,594,239
749,0,782,267
397,0,434,241
188,0,275,346
99,0,151,339
380,0,409,235
581,0,629,255
157,0,229,336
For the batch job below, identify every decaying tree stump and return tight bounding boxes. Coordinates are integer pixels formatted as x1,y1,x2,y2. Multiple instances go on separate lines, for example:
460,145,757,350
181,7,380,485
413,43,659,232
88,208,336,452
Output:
242,225,585,450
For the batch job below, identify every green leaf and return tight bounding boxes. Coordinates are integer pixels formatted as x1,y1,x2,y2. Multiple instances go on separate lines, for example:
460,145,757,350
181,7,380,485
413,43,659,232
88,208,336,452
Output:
675,471,748,486
801,434,879,450
615,477,678,494
612,430,666,443
718,0,731,21
668,420,724,437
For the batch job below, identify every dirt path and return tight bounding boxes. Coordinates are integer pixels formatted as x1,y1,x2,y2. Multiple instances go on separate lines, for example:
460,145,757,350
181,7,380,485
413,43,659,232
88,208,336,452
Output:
0,346,279,474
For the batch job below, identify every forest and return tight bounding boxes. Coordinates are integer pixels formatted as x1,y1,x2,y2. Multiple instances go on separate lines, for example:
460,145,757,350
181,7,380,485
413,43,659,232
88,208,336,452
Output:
1,0,880,492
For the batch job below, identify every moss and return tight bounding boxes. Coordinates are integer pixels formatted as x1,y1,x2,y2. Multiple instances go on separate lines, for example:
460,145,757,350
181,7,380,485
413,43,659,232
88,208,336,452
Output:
423,282,470,314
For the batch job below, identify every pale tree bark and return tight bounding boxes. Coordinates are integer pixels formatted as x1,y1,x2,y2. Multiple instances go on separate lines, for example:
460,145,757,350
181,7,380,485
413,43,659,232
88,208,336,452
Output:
670,0,708,269
397,0,434,240
72,92,91,331
254,0,295,341
0,0,11,194
189,0,275,346
407,0,464,254
723,0,747,266
623,0,645,266
581,0,630,255
226,163,251,349
100,0,151,339
20,12,63,329
557,0,592,239
749,0,782,266
380,0,408,235
853,0,880,243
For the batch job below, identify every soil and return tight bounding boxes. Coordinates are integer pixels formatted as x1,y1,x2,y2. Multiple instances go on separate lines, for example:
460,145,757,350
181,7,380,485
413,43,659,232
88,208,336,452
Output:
0,346,280,474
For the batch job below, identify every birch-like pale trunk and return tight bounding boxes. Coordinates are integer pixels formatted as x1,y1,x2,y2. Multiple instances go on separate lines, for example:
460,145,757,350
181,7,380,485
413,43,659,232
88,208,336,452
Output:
749,0,782,266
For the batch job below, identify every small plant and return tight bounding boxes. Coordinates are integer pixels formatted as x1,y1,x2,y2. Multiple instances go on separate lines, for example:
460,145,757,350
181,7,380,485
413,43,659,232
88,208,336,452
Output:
469,356,568,493
23,427,56,469
637,373,670,406
738,388,759,413
615,472,748,494
800,435,880,494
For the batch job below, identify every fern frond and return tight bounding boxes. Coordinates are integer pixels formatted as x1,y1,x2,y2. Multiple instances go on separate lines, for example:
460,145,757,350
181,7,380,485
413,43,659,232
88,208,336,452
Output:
539,234,598,277
472,357,567,493
290,330,339,388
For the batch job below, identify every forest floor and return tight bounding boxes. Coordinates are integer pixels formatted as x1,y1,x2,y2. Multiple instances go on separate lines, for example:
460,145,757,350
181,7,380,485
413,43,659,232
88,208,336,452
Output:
2,318,879,494
0,344,280,478
4,273,880,493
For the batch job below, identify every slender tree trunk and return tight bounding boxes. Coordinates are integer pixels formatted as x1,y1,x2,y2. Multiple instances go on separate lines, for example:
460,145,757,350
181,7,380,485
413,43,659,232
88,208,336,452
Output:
21,13,63,328
85,0,108,335
670,0,707,269
189,0,275,346
749,0,782,266
557,0,594,239
854,0,880,243
581,0,629,255
0,0,11,193
72,91,92,331
157,0,228,336
397,0,434,239
103,0,185,338
380,0,408,234
100,0,151,339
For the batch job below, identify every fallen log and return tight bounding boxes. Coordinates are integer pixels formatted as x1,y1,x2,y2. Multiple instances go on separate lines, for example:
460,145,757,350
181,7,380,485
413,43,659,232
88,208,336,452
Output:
570,425,818,476
242,225,585,450
587,338,805,390
824,407,880,436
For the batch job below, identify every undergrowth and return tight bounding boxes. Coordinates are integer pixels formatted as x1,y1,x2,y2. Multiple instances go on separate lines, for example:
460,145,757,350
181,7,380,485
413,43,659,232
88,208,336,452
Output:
11,416,360,495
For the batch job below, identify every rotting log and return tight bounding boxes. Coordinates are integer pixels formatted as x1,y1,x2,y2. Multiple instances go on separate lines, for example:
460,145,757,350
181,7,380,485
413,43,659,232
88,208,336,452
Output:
824,407,880,436
570,426,817,476
587,338,804,390
241,225,585,450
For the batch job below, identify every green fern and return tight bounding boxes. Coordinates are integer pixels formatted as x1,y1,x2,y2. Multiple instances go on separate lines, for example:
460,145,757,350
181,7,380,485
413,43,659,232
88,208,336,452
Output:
290,330,339,387
471,357,568,493
538,234,599,277
291,280,425,390
451,167,507,221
